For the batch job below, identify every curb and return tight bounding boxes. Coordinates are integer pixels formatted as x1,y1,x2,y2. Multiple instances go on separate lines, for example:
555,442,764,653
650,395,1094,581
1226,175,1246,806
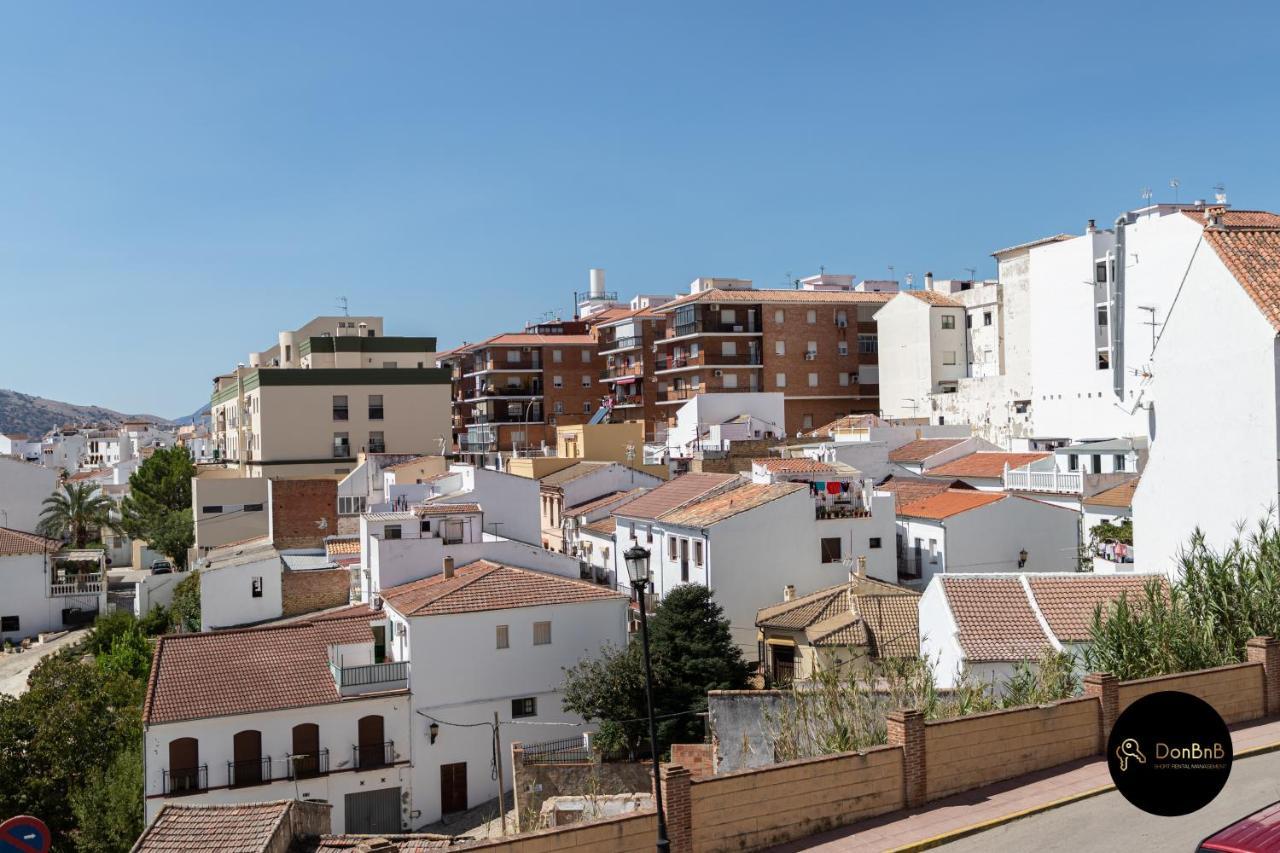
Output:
884,738,1280,852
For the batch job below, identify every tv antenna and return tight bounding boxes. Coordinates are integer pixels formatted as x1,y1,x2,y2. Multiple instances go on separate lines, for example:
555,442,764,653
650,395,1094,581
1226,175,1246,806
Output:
964,267,977,282
887,264,895,283
337,296,349,317
1141,187,1153,205
1213,183,1228,205
904,273,914,289
1169,178,1181,204
1137,305,1161,353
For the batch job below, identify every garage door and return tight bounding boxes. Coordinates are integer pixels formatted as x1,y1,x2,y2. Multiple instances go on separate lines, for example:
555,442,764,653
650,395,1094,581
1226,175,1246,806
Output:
344,786,401,833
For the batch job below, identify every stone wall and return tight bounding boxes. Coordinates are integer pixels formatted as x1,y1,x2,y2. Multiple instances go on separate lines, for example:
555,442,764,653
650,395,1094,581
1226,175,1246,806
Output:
510,743,654,827
280,566,352,617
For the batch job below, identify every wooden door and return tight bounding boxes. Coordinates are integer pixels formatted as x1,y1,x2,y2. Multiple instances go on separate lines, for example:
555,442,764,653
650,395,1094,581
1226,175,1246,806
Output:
357,715,385,768
440,762,468,814
292,723,320,778
232,729,263,785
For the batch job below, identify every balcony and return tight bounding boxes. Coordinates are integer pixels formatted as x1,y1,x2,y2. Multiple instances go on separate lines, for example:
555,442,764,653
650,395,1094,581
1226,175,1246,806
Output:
667,318,761,339
1003,467,1083,494
330,659,409,695
353,740,395,770
466,385,543,400
50,573,104,596
599,335,642,354
655,352,762,372
465,356,542,374
600,363,644,381
288,748,330,779
163,765,208,797
227,756,272,788
657,382,758,404
815,503,872,520
471,410,543,425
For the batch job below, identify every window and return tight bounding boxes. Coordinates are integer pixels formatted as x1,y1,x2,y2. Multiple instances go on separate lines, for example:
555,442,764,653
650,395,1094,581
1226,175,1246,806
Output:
1,615,18,632
869,537,882,549
820,537,842,563
646,526,653,544
333,432,350,458
837,340,848,356
720,308,736,324
774,309,785,324
554,401,564,414
580,349,591,362
1097,350,1111,370
775,340,785,356
775,373,787,388
533,621,552,645
338,496,367,515
251,577,263,598
368,395,384,419
1097,307,1108,326
941,315,956,330
496,625,509,649
243,503,264,513
984,311,993,326
332,395,349,421
836,310,848,327
722,373,738,389
965,314,973,329
943,351,957,365
512,697,537,718
669,536,678,560
552,375,563,388
552,349,563,363
368,431,385,453
806,309,817,324
1114,454,1126,471
1091,454,1103,474
202,505,223,514
694,540,703,566
581,375,591,387
1067,453,1079,471
384,525,402,540
382,361,398,369
808,372,818,387
721,340,736,356
1095,261,1108,284
507,350,521,363
583,401,593,414
839,372,850,386
802,414,814,429
928,539,938,564
858,334,877,354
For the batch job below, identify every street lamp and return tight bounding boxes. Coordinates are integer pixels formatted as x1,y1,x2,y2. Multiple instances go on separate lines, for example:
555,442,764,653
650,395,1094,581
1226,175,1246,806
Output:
624,544,669,852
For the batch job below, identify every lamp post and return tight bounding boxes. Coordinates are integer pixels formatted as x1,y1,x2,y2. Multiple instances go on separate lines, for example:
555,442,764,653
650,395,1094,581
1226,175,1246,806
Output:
624,544,669,852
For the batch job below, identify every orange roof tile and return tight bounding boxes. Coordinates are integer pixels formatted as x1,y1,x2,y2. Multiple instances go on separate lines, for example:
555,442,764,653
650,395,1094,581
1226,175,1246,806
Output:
925,452,1050,478
903,290,963,307
614,473,739,520
940,576,1052,662
1026,575,1167,642
658,482,805,527
381,560,624,617
324,537,361,556
1203,224,1280,332
1085,478,1140,508
876,476,971,507
0,526,60,557
564,488,646,518
802,414,885,437
660,287,895,310
414,502,481,516
888,438,966,463
133,800,302,852
897,489,1006,519
752,458,836,474
581,517,617,537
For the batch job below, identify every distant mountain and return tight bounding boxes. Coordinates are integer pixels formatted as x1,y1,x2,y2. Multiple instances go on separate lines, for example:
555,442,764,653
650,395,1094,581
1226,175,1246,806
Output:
171,403,211,427
0,389,174,437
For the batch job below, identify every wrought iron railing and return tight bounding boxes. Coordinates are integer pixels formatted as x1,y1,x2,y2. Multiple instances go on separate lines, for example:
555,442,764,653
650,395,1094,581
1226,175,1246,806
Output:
287,748,329,779
227,756,272,788
353,740,394,769
163,764,207,796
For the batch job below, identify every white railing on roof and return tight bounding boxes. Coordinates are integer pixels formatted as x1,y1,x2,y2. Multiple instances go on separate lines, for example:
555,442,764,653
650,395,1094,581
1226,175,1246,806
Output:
1003,465,1082,494
50,576,104,596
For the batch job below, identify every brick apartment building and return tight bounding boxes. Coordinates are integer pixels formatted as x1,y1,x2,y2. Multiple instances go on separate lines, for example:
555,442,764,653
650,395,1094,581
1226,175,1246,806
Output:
595,304,668,441
653,275,895,434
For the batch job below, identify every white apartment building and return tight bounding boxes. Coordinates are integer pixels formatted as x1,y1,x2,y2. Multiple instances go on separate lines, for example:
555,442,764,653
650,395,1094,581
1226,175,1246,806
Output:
0,457,58,533
538,461,664,552
874,291,968,420
383,462,544,545
381,559,628,824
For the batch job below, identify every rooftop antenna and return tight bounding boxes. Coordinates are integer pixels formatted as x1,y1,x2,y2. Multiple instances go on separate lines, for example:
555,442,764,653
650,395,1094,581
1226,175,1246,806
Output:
337,296,349,317
819,265,826,275
887,264,895,283
1138,305,1160,353
1141,187,1153,206
1169,178,1180,205
904,273,914,289
964,267,977,282
1213,183,1228,205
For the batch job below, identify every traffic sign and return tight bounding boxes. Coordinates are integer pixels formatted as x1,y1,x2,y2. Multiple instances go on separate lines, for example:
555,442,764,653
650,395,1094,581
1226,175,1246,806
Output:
0,816,51,853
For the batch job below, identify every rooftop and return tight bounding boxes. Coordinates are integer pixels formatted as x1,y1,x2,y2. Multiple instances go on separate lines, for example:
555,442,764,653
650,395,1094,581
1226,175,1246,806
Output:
131,800,318,853
581,517,617,537
902,290,964,307
888,438,966,463
752,457,836,474
538,460,610,487
1198,212,1280,332
1084,478,1140,509
925,451,1051,478
380,559,625,618
660,287,896,310
896,489,1007,520
659,482,805,527
614,472,739,521
875,475,973,508
801,413,887,437
990,233,1075,258
0,526,60,557
1026,574,1165,642
564,487,647,518
756,580,919,659
413,502,482,517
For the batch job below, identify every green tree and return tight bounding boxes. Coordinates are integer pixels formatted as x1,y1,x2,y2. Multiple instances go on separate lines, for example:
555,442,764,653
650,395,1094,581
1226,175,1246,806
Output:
37,482,116,548
561,642,649,755
70,745,144,853
169,572,201,632
120,446,196,567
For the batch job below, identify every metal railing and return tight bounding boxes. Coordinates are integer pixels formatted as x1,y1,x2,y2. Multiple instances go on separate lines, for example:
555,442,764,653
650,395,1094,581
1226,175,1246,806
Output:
521,736,592,764
600,335,642,352
163,765,207,796
353,740,395,769
655,352,762,371
331,660,408,690
287,748,329,779
669,319,761,338
227,756,272,788
1003,467,1083,494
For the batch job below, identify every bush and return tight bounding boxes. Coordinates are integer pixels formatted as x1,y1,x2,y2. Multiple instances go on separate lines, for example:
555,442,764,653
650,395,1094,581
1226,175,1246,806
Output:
169,573,201,633
70,744,144,853
138,604,171,636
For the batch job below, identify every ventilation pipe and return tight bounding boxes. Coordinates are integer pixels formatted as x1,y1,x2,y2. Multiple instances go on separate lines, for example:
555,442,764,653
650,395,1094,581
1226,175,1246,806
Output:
782,584,795,602
1112,216,1126,400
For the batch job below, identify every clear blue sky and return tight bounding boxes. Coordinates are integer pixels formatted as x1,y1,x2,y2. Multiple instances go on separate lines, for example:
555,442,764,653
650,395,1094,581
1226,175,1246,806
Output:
2,2,1275,417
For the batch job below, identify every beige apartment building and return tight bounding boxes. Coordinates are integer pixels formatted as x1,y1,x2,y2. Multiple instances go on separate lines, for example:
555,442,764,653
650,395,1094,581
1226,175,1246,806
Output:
210,317,452,478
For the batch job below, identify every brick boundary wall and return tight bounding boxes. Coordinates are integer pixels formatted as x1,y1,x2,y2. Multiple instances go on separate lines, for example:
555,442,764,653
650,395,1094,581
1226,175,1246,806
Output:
461,637,1280,853
669,744,713,778
280,566,353,617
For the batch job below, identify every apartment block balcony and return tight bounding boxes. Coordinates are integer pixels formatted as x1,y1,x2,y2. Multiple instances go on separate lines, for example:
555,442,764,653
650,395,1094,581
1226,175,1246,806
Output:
464,384,543,401
1003,466,1082,494
329,660,409,696
657,383,759,404
600,363,645,381
654,351,763,372
471,410,544,425
464,356,542,375
665,318,762,339
598,335,643,355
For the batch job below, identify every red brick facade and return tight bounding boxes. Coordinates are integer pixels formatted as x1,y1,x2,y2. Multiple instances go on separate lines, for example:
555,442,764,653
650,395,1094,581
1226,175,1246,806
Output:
269,479,338,549
886,708,926,808
281,566,351,617
1247,636,1280,715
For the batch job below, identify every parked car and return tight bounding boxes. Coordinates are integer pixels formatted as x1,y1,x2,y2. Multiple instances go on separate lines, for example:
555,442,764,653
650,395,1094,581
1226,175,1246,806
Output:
150,559,174,575
1199,800,1280,852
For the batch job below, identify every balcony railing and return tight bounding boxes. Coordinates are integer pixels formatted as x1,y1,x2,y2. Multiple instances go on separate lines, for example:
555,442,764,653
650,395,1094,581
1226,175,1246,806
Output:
287,749,330,779
600,335,642,353
163,765,208,796
471,385,543,398
330,660,409,693
815,504,872,520
600,364,644,380
655,352,762,371
227,756,272,788
1003,466,1083,494
668,318,761,338
472,411,543,425
50,574,104,596
469,356,541,373
353,740,395,770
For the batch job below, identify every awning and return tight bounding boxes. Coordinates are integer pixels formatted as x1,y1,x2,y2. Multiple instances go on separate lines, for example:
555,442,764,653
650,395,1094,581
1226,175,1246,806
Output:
764,637,797,647
614,376,638,385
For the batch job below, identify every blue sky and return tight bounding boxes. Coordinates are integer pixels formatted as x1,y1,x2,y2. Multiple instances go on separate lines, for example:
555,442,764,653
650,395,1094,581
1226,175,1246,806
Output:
1,2,1275,416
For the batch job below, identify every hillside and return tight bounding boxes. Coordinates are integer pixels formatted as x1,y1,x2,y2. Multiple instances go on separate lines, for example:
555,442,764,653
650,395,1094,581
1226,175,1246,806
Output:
0,389,172,436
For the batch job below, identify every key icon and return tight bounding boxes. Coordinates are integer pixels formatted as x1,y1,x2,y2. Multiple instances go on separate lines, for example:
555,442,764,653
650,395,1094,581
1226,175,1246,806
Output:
1116,738,1146,772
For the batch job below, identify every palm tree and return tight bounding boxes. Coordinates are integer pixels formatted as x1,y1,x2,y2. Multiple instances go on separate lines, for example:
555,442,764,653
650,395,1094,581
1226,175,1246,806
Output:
37,481,117,549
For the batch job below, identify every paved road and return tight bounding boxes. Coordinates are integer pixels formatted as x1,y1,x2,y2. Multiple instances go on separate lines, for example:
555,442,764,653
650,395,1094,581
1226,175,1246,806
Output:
0,628,88,696
936,749,1280,853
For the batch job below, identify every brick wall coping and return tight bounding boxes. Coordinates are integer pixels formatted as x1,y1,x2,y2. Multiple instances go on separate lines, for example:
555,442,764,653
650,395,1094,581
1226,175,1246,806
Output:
458,809,656,850
1117,660,1262,689
921,694,1097,731
688,742,901,786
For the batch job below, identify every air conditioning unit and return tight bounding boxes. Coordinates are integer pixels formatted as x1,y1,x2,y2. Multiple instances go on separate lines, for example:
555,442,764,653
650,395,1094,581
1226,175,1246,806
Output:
521,346,532,353
713,370,723,377
836,319,848,328
805,352,817,360
732,325,744,332
709,303,720,311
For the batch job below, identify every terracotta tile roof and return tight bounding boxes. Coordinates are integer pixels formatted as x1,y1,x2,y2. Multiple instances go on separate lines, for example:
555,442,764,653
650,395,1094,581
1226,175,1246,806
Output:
658,482,805,527
0,526,60,557
1026,574,1167,643
903,290,963,307
1183,208,1280,229
802,414,885,437
888,438,966,463
132,800,300,853
1202,224,1280,332
596,306,667,326
614,472,739,520
581,516,617,537
143,608,381,725
381,560,625,617
925,452,1051,478
805,612,869,647
486,333,596,346
414,502,481,516
381,455,442,473
940,576,1052,662
67,467,111,481
325,537,361,557
876,475,971,507
538,461,610,487
1085,478,1140,508
991,233,1075,258
856,594,920,658
660,287,895,310
564,488,646,518
302,835,454,852
752,458,835,474
756,577,916,630
897,489,1006,520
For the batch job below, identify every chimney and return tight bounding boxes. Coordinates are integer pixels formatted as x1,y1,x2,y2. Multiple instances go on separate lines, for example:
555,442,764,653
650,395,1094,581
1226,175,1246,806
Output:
856,555,867,579
924,271,934,291
1086,219,1096,234
443,555,455,579
782,584,795,602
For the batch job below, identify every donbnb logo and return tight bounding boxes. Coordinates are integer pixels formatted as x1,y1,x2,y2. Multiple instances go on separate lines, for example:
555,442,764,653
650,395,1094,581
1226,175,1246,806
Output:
1115,738,1146,772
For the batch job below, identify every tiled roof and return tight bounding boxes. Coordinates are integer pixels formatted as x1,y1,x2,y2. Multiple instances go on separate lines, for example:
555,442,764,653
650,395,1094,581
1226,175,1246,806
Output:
143,608,381,725
596,306,667,327
325,537,361,556
756,577,916,630
903,290,963,307
381,455,438,473
581,517,617,537
381,560,625,617
888,438,966,463
805,612,869,648
658,482,805,527
660,287,895,310
1183,208,1280,229
897,489,1006,520
752,458,835,474
564,488,646,518
486,333,596,346
925,452,1051,478
1026,575,1167,643
802,414,885,437
0,526,60,557
1202,223,1280,332
940,576,1052,662
614,472,739,520
67,467,111,481
875,475,969,508
538,461,610,487
301,836,455,852
414,502,482,516
856,594,920,658
1085,478,1140,508
132,800,299,853
990,233,1075,258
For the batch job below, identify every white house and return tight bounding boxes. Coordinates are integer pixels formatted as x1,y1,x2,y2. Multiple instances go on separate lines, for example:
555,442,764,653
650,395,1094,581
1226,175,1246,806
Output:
886,436,996,476
382,462,545,545
142,606,414,834
538,461,664,552
918,572,1163,690
0,457,58,534
792,419,972,482
0,530,107,643
894,489,1080,587
1134,208,1280,575
873,291,968,420
653,391,787,471
381,559,628,824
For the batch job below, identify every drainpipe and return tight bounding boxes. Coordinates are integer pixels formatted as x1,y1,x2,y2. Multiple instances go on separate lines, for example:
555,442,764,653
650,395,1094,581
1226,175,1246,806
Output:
1112,217,1126,400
